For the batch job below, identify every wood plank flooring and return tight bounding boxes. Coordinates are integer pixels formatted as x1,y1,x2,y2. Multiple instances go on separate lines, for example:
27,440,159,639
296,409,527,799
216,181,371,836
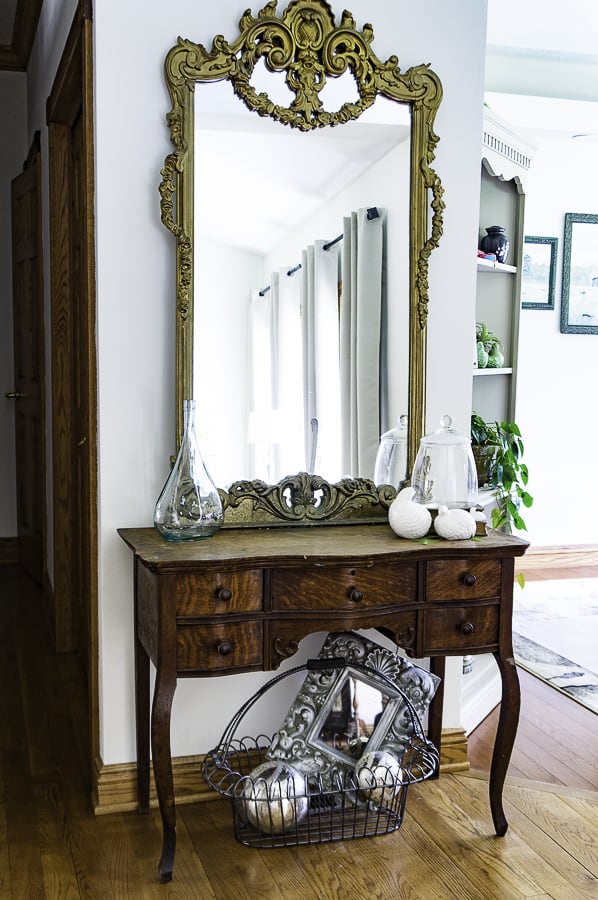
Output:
468,668,598,792
1,564,596,898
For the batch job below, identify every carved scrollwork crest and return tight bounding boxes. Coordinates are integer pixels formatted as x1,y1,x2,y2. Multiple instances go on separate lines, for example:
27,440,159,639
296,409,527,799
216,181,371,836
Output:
220,471,396,527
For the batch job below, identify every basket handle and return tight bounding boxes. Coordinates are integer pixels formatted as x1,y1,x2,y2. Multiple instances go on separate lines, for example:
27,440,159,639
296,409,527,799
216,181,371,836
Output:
214,655,434,756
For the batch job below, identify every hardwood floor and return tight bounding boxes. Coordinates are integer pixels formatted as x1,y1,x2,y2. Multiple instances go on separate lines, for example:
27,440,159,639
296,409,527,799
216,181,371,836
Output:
1,564,597,898
468,668,598,792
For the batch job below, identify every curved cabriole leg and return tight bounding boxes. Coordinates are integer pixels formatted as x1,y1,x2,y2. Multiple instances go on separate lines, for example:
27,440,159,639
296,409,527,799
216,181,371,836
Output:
158,828,176,883
151,668,177,882
135,634,151,814
490,649,521,836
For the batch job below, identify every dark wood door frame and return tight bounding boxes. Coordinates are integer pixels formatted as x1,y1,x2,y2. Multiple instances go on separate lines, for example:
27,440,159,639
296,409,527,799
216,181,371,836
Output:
46,0,98,785
10,132,46,587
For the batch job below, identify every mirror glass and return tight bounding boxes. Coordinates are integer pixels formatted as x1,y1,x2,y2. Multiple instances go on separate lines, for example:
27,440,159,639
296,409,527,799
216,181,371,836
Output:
195,80,411,487
161,0,444,525
315,671,396,759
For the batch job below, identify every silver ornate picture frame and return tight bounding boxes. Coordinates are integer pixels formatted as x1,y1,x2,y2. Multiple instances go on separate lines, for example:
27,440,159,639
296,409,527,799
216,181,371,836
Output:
266,631,440,787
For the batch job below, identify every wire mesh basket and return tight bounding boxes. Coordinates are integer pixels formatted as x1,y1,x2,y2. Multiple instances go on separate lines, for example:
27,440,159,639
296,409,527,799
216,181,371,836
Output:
203,657,439,848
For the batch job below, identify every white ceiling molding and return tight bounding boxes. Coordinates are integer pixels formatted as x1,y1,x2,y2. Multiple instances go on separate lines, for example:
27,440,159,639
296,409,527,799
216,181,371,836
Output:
486,45,598,103
482,109,535,171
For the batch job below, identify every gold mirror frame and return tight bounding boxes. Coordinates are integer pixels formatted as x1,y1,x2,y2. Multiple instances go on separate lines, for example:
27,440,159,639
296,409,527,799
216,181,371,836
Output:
160,0,444,527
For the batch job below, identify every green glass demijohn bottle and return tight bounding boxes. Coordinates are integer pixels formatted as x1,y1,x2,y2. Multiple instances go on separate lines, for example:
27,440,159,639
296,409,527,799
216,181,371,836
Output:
154,400,223,541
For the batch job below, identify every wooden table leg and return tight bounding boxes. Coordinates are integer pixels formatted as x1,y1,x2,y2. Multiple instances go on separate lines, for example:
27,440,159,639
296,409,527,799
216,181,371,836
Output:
428,656,445,778
490,649,521,836
134,631,151,813
151,667,178,883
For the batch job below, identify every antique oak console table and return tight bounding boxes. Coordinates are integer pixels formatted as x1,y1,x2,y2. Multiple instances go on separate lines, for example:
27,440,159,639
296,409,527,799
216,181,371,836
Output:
119,524,528,882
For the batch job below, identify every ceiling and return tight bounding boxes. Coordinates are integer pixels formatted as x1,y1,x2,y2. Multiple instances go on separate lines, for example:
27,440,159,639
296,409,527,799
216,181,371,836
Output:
1,0,595,92
485,0,598,141
2,1,596,163
0,0,42,71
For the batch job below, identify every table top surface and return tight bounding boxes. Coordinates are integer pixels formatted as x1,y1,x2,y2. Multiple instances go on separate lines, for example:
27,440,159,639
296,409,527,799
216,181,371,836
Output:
118,524,529,571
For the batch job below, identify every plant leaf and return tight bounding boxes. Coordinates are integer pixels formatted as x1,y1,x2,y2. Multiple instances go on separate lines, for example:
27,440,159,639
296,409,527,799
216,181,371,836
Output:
516,572,526,589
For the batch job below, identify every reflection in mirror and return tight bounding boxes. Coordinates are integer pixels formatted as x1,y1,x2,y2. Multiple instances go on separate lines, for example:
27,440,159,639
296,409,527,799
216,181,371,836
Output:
161,0,444,525
315,672,394,759
195,83,411,488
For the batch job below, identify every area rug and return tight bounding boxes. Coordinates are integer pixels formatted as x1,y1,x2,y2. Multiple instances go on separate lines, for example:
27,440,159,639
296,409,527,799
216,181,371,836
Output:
512,578,598,715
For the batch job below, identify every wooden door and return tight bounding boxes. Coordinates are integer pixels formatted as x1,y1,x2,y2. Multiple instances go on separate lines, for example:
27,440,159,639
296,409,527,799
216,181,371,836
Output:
70,109,91,664
10,137,45,586
47,1,98,783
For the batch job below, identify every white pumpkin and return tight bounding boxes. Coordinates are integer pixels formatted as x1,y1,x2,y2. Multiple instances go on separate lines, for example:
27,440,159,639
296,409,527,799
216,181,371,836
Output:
355,750,403,807
433,505,477,540
241,761,308,834
388,486,432,539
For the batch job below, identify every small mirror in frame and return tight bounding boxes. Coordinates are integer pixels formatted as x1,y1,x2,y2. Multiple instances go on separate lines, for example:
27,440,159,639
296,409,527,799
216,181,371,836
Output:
521,235,557,311
560,213,598,333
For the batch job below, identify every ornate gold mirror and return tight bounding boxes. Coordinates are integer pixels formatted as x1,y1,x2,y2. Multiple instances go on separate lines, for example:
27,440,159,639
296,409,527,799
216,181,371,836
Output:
160,0,443,526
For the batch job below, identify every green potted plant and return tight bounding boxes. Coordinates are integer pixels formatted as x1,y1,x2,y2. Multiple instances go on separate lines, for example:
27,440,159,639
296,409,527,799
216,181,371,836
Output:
476,322,504,369
471,413,533,533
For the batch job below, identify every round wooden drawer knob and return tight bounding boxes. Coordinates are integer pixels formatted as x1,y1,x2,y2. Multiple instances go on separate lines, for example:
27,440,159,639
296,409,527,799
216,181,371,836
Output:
217,641,234,656
349,588,364,603
459,622,475,636
462,574,477,587
217,588,233,602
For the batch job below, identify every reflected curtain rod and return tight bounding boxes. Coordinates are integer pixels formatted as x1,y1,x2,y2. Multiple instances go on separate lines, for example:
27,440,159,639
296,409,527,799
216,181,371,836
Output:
257,206,379,297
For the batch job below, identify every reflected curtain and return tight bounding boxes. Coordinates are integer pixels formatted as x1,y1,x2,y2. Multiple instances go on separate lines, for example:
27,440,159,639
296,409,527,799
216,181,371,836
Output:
340,208,386,479
248,268,305,482
248,207,385,483
302,240,342,482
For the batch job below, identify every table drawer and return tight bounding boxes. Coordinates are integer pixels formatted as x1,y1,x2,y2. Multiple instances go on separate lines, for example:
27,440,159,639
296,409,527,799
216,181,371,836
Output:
176,622,263,672
270,609,419,665
425,560,501,602
175,569,263,616
271,564,416,611
421,605,499,653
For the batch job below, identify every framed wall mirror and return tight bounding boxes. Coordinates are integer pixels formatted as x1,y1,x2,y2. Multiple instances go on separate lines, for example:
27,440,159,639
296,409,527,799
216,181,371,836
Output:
560,213,598,334
160,0,444,526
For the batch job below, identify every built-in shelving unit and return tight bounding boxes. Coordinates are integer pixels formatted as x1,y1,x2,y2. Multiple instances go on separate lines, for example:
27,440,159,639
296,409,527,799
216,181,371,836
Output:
464,110,536,729
473,111,535,426
473,367,513,377
476,259,517,274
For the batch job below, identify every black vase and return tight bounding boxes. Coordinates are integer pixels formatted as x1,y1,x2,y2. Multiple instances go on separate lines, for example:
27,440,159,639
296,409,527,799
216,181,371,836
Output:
480,226,510,264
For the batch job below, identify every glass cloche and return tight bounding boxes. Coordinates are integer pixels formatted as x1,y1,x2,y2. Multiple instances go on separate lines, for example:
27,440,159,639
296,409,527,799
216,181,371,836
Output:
374,414,408,488
411,415,478,509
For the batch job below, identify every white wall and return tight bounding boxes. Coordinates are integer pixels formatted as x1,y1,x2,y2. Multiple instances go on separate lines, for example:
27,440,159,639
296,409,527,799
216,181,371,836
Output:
14,0,488,765
425,29,487,442
517,134,598,546
0,72,27,537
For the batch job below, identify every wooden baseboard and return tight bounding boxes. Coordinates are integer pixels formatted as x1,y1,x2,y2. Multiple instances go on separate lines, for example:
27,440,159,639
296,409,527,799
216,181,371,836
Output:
92,753,213,815
515,544,598,575
439,727,469,773
93,727,469,815
0,537,18,564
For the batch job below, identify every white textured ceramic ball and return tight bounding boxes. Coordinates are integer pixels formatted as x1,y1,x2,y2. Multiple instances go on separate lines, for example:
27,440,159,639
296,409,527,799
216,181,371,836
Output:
433,505,477,540
388,487,432,539
241,761,308,834
355,750,403,807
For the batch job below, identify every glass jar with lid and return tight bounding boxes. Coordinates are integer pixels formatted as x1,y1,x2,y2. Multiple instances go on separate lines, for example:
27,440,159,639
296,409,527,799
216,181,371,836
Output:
411,415,478,509
374,414,408,488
